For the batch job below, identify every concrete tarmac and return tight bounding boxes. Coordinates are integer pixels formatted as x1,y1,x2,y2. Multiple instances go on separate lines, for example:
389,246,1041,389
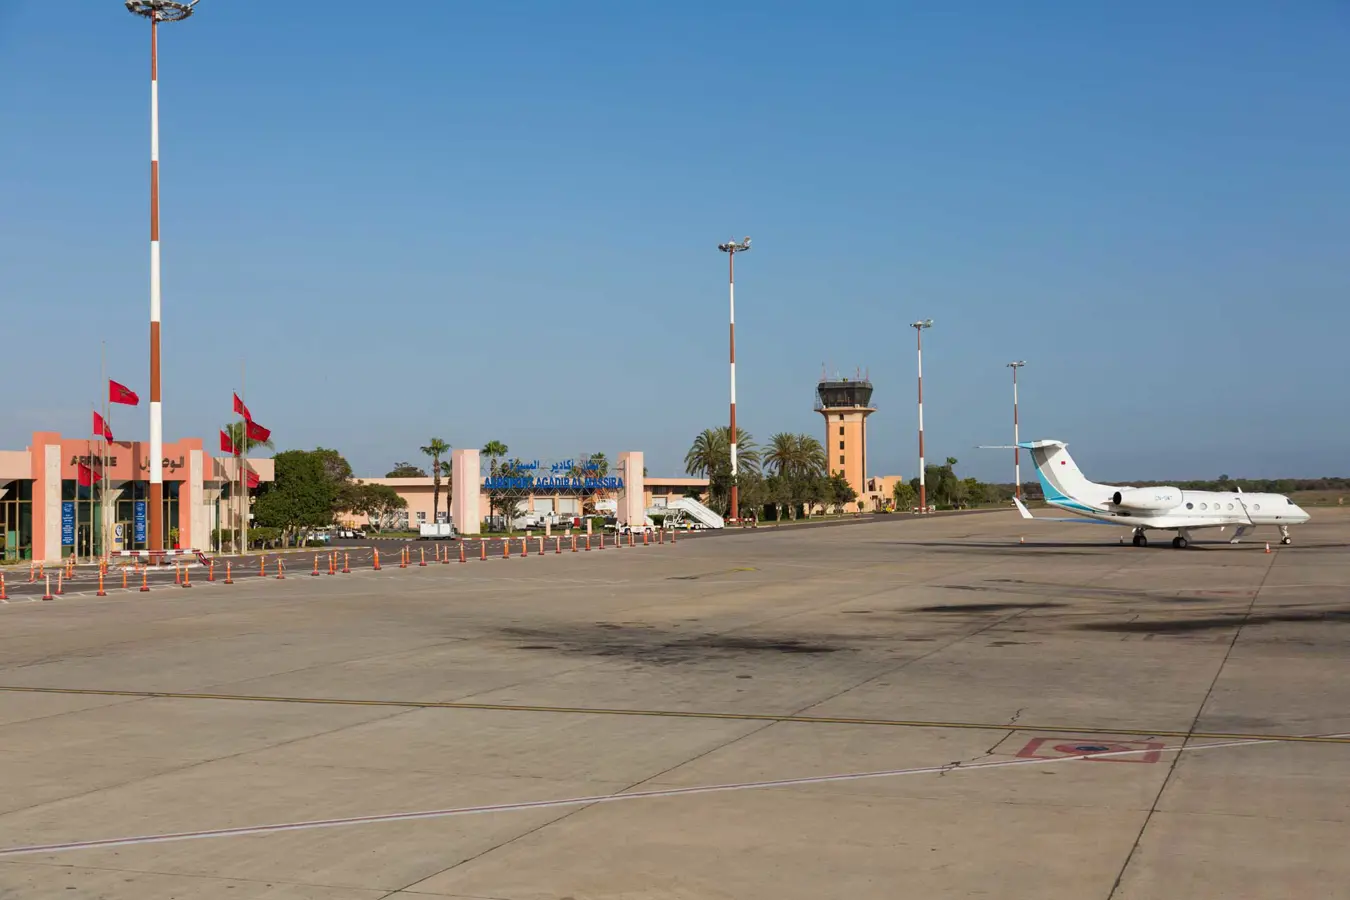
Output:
0,509,1347,898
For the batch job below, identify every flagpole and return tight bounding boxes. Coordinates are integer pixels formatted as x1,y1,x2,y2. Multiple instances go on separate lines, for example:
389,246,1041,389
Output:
101,341,109,563
240,359,248,555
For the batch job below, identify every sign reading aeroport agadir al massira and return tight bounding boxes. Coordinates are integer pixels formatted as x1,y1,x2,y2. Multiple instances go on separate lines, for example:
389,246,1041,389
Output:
481,458,625,492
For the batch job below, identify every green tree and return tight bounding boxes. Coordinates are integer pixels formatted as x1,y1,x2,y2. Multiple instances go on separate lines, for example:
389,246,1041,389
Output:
828,471,857,512
684,426,761,516
765,433,826,519
254,450,338,543
481,440,509,527
892,479,917,511
421,437,451,524
346,482,408,532
386,462,427,478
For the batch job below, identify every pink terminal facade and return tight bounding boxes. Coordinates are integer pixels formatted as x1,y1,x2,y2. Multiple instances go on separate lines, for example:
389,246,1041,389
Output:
339,474,711,531
0,432,274,564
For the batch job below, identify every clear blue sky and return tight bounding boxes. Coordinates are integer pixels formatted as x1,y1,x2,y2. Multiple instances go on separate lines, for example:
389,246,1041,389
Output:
2,1,1347,482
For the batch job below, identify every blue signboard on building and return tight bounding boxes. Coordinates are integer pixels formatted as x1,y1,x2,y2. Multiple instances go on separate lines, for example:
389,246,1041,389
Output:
61,502,75,547
134,501,147,544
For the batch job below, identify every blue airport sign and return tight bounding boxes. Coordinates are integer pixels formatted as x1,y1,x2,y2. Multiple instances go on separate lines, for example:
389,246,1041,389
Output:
483,475,623,491
61,502,75,546
134,501,147,543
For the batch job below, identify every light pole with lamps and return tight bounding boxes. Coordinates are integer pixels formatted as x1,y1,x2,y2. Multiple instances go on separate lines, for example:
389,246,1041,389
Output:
125,0,197,556
1007,361,1026,498
718,237,750,522
912,319,932,513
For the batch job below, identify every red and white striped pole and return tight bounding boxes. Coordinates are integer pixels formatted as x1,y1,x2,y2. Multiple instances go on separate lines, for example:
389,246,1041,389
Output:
148,10,163,552
1008,360,1026,498
127,1,197,553
718,237,751,522
912,319,932,513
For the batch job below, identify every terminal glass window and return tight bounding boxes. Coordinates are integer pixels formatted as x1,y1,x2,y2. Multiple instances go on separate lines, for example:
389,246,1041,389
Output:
0,480,33,561
110,481,181,552
60,479,106,559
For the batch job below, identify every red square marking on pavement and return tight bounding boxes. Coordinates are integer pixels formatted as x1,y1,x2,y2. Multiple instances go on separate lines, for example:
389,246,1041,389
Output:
1016,737,1164,764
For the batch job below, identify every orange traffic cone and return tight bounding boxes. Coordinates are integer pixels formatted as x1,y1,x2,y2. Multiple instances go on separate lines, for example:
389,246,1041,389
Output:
312,555,321,576
480,540,486,561
174,566,182,586
1265,542,1271,553
276,559,285,580
182,566,192,589
56,572,64,596
208,561,216,582
373,549,382,571
225,562,234,584
97,571,106,597
139,569,150,592
42,574,52,601
503,540,510,560
343,552,351,574
572,535,578,553
420,548,427,567
556,537,561,554
538,538,544,557
1,573,8,601
260,555,266,577
585,535,591,552
459,543,466,564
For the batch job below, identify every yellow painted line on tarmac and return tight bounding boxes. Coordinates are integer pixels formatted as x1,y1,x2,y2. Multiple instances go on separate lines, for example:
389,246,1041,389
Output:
1,684,1348,746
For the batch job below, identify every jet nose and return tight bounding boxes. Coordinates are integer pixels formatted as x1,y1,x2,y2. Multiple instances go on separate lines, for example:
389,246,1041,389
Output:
1292,505,1312,523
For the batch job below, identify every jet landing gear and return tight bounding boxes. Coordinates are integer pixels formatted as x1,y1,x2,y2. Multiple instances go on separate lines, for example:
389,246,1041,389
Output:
1280,525,1292,546
1131,528,1148,547
1171,529,1195,550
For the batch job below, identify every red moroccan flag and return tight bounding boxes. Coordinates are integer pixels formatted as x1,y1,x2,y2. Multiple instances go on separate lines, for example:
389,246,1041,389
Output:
245,420,271,443
93,411,113,441
109,380,140,406
77,462,102,487
220,430,238,455
246,469,260,489
233,392,252,422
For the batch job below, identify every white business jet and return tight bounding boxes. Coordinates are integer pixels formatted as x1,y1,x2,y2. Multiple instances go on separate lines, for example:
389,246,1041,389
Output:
993,440,1311,549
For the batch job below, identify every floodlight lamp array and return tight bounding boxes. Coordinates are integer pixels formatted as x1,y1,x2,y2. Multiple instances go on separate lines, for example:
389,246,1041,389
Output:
125,0,197,21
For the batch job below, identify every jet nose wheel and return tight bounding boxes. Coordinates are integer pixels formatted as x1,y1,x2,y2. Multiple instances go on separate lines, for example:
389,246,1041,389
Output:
1281,537,1292,545
1132,533,1147,547
1172,536,1189,549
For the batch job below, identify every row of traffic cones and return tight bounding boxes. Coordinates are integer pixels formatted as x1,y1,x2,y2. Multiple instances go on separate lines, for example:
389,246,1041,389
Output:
26,529,681,601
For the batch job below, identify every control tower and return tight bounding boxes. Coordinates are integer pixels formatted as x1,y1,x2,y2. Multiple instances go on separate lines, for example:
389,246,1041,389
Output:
815,372,876,500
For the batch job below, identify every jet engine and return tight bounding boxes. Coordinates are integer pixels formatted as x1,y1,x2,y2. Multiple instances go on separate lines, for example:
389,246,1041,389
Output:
1110,487,1182,512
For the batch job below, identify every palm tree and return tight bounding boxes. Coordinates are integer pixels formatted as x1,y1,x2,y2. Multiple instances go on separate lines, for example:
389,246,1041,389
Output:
420,437,451,524
223,421,273,454
481,441,508,527
684,427,760,515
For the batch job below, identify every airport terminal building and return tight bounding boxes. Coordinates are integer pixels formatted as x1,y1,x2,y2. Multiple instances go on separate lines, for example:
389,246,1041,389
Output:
0,431,274,563
340,473,711,532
